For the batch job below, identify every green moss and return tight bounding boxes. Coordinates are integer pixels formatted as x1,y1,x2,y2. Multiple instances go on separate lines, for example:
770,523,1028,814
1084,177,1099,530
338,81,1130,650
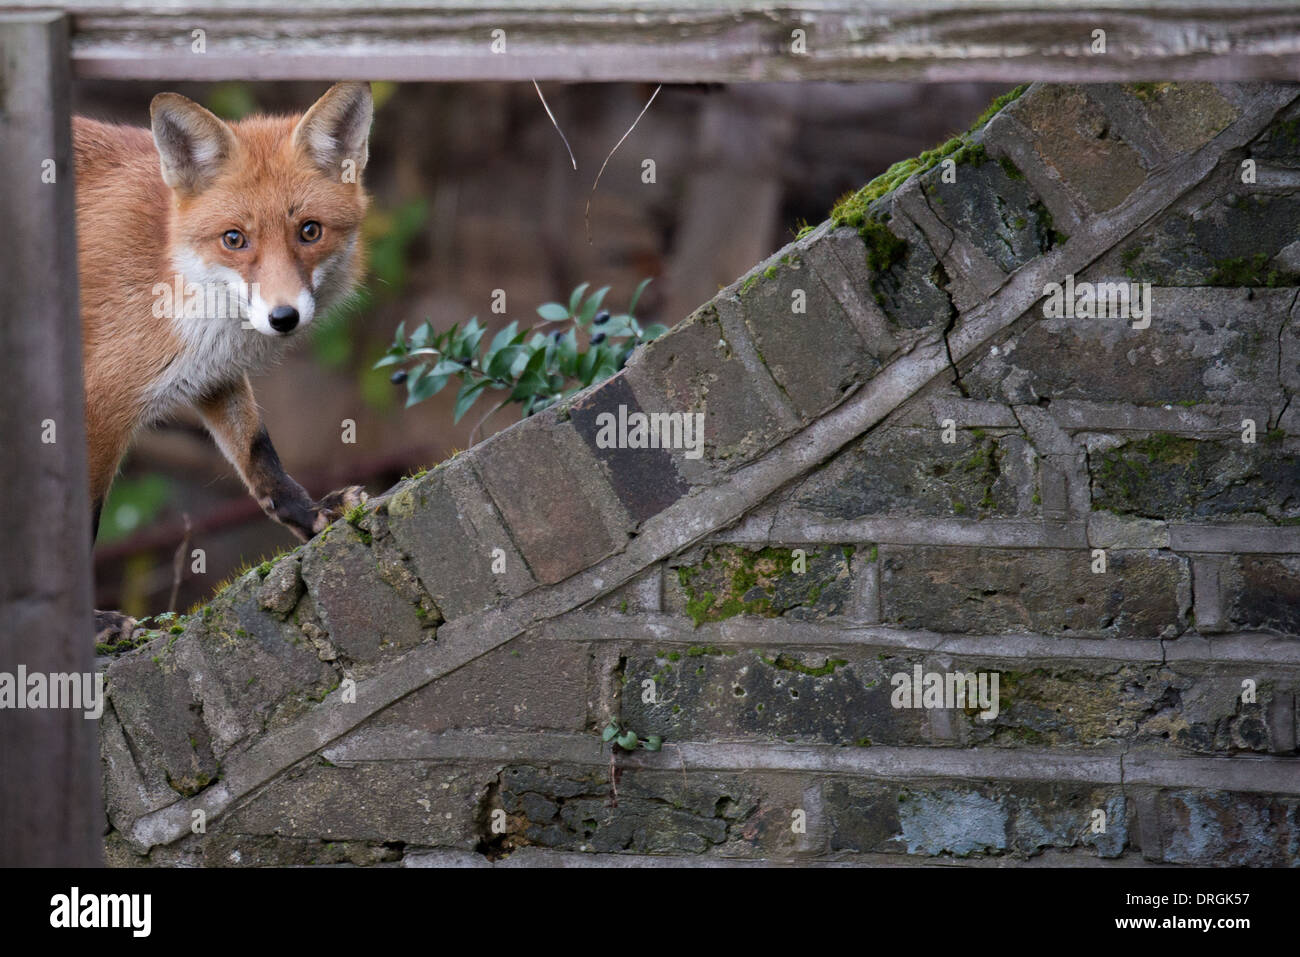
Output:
1208,252,1296,287
763,265,778,280
1127,82,1174,102
739,273,759,295
761,653,848,677
677,545,838,627
953,142,987,167
859,217,908,274
256,561,273,579
969,84,1029,133
665,651,681,662
1030,201,1068,247
998,156,1025,181
686,645,729,657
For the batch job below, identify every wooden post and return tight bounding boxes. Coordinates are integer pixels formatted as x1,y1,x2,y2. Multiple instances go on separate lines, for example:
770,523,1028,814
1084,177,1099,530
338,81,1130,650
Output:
0,12,103,867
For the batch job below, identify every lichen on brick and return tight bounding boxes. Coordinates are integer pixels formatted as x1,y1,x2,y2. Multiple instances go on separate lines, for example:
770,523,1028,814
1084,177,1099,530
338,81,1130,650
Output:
672,545,850,626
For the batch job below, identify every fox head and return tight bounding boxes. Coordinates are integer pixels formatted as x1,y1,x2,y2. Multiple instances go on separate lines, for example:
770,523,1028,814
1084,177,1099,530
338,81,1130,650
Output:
150,82,372,339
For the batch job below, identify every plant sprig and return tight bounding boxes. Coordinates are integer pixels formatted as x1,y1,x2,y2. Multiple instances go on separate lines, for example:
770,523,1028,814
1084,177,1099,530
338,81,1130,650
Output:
601,720,662,753
375,279,665,429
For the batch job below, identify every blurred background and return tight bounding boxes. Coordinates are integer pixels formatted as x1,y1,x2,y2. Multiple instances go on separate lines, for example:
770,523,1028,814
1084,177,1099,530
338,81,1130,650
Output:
75,79,1008,618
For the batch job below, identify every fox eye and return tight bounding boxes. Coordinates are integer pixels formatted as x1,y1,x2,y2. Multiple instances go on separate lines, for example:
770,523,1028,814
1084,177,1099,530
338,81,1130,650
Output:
221,230,247,250
299,221,322,243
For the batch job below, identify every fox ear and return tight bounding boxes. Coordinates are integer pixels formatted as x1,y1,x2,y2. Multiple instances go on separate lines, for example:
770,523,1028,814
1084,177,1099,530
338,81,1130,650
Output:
149,93,236,194
293,81,373,178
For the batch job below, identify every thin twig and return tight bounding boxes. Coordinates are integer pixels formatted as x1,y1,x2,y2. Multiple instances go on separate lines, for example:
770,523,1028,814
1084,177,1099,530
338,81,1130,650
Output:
585,84,662,244
533,80,577,171
166,513,191,613
468,396,513,446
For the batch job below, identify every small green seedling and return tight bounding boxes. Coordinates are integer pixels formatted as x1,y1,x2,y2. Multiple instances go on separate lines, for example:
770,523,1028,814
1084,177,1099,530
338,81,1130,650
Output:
601,721,662,753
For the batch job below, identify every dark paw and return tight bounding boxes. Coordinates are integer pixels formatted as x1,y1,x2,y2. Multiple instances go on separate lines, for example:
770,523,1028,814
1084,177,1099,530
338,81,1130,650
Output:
311,485,368,534
94,609,138,646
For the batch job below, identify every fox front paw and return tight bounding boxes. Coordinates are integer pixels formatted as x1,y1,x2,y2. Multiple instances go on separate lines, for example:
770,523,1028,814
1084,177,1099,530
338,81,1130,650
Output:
94,609,138,646
311,485,368,535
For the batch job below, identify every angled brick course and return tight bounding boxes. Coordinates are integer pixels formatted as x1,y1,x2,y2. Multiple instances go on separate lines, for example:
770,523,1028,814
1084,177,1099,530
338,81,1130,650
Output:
99,82,1300,867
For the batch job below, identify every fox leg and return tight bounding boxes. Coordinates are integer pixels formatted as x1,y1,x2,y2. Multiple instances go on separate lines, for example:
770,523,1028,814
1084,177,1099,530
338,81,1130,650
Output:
89,496,142,642
197,375,366,542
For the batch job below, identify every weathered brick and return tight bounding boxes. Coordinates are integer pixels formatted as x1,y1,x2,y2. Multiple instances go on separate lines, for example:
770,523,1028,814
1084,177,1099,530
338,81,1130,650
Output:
964,288,1289,407
567,373,690,523
106,644,220,798
665,544,854,625
1121,82,1239,155
367,636,589,733
221,760,486,849
473,412,631,585
879,546,1190,637
300,523,430,667
623,303,794,467
489,764,758,856
916,150,1061,274
1224,554,1300,634
787,423,1039,520
1152,789,1300,866
730,253,875,419
1091,433,1300,524
384,461,535,619
1118,189,1300,286
179,572,339,749
1005,85,1148,214
824,780,1127,859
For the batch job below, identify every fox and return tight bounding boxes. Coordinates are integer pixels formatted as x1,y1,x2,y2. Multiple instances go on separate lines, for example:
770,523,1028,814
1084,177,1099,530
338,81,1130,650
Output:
74,82,374,640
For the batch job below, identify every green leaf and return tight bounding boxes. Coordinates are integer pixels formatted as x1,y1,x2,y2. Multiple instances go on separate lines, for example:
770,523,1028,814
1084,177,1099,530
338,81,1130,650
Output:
372,353,405,369
556,328,579,377
510,348,549,400
602,723,620,743
428,358,466,377
627,277,653,315
577,345,600,384
406,371,448,407
487,344,524,380
409,321,433,349
568,282,590,315
537,302,570,322
642,323,668,341
452,378,490,423
617,731,639,751
485,320,519,358
642,735,662,752
577,285,611,325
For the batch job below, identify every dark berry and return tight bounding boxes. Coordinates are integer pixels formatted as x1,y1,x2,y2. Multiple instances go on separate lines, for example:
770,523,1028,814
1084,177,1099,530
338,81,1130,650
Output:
390,369,408,385
593,310,611,325
590,333,607,345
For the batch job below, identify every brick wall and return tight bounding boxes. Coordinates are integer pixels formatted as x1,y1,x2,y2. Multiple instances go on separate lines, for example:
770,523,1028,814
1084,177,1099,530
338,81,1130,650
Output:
101,81,1300,867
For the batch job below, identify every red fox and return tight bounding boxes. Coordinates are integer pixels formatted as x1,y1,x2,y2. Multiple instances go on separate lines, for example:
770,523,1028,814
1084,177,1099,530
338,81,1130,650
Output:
75,82,374,639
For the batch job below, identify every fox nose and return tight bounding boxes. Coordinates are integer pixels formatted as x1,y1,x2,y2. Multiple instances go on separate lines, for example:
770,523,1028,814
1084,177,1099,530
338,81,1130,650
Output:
269,305,299,333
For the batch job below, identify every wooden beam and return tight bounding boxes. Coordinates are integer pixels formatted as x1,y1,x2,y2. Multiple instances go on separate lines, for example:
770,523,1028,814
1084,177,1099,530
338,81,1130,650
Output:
0,11,102,867
0,1,1298,82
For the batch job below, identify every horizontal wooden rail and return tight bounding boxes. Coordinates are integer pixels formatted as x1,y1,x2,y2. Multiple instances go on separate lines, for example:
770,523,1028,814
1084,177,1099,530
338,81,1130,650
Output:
1,1,1299,82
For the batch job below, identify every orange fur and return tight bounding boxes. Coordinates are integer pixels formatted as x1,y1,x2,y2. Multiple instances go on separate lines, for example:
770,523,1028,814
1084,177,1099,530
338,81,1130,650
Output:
74,84,371,529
